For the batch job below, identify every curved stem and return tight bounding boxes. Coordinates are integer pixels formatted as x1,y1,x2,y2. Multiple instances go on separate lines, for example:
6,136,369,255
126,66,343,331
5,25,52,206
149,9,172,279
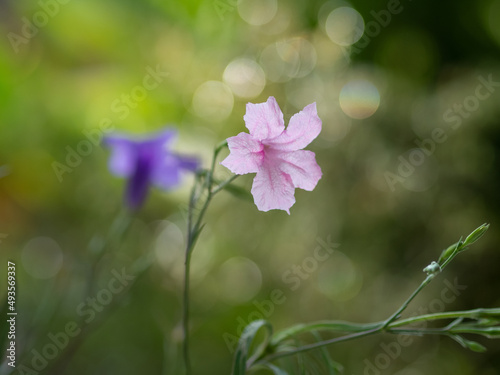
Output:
383,239,464,329
271,321,383,345
248,225,492,371
182,245,194,375
42,210,141,374
256,307,499,366
382,274,434,328
387,327,449,335
182,179,203,375
181,141,237,375
255,327,382,366
259,274,437,364
389,308,500,328
212,174,238,194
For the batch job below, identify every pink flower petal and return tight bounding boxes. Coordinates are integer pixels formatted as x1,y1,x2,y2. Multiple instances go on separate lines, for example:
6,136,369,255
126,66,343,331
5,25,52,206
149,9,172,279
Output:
244,96,285,141
271,149,322,191
267,103,321,151
220,132,264,175
251,161,296,214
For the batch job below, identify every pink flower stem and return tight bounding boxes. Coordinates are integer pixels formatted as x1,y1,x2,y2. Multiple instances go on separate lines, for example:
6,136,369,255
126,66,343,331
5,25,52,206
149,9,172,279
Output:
182,141,238,375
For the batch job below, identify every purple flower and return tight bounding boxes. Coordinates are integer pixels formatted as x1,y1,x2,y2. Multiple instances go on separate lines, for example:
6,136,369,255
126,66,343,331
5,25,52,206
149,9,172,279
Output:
104,128,199,209
221,97,322,214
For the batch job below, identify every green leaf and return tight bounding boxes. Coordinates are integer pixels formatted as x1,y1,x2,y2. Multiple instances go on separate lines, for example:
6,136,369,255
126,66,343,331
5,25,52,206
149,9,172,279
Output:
438,240,463,266
296,340,306,375
272,321,382,345
439,224,490,265
466,340,488,352
311,331,343,375
451,325,500,339
262,363,289,375
222,183,253,202
450,334,487,352
232,320,273,375
389,307,500,328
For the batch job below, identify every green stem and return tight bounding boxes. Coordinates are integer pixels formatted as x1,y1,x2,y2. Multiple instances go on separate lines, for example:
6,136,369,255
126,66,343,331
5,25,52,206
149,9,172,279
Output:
87,208,132,295
271,321,383,345
181,141,237,375
257,305,500,366
182,243,194,375
255,327,382,366
383,239,465,329
40,209,138,374
182,175,202,375
387,327,450,335
212,174,239,194
382,274,434,328
250,225,492,370
389,308,500,328
439,240,463,270
260,274,442,363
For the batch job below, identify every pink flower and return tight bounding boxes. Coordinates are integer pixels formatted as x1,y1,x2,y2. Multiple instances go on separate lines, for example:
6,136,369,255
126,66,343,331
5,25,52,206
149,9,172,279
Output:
221,97,322,214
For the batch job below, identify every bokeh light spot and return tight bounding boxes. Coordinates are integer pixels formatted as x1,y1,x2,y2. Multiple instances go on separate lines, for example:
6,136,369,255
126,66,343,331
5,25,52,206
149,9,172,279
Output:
22,237,63,279
192,81,234,122
377,28,437,78
223,58,266,99
398,149,439,192
317,251,362,301
325,7,365,46
260,5,291,35
260,38,316,83
217,257,262,304
486,0,500,46
339,80,380,119
154,220,185,271
238,0,278,26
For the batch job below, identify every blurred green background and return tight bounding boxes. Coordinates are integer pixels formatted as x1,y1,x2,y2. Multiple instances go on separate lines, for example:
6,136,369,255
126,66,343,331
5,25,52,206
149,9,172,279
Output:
1,0,500,374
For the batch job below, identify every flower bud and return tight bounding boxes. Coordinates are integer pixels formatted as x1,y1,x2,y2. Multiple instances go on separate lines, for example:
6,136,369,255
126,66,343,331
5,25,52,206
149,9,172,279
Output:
463,223,490,247
423,261,441,276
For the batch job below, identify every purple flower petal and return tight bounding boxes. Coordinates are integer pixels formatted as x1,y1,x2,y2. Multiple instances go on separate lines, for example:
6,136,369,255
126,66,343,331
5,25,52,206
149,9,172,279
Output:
150,155,181,190
103,137,136,177
103,127,199,209
126,147,155,209
176,155,200,172
150,154,200,190
141,128,177,149
103,129,177,178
